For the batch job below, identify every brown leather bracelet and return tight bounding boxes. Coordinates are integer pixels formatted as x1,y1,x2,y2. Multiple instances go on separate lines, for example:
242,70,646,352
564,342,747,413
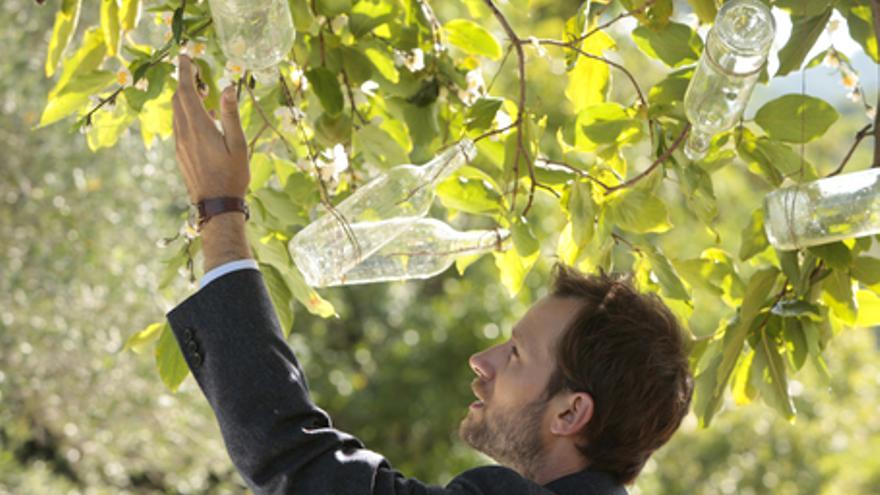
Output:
195,197,249,230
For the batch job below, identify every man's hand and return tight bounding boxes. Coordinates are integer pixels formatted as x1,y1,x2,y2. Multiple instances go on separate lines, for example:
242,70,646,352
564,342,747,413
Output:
173,55,252,272
172,55,249,202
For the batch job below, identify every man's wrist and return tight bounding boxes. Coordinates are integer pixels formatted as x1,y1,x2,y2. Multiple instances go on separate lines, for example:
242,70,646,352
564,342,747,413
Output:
200,212,252,273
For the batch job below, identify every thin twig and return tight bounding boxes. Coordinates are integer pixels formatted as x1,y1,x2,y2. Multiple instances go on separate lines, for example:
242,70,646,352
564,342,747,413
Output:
604,123,690,194
827,124,872,177
539,159,612,191
340,69,367,125
247,122,270,160
567,0,659,47
483,0,537,216
530,38,649,121
472,122,517,143
611,233,643,255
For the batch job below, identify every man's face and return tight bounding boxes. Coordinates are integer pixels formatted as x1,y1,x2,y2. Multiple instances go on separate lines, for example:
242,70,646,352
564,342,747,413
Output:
459,296,583,476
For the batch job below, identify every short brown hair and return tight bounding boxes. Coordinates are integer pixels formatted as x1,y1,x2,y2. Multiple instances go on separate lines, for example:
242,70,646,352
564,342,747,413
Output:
545,264,693,484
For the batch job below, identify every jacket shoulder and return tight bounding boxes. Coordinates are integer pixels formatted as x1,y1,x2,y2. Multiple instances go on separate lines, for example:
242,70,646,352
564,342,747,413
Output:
447,466,553,495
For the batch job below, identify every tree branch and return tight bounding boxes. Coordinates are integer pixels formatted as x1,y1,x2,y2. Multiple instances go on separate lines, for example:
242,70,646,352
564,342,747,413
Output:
604,123,690,194
483,0,537,216
827,124,872,177
538,159,612,191
567,0,658,48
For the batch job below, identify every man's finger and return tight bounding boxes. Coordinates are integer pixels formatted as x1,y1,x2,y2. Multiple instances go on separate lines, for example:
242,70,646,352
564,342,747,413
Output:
219,86,247,156
176,55,214,128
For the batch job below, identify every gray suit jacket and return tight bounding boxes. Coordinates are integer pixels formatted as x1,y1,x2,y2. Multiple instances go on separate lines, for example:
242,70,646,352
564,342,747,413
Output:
167,269,627,495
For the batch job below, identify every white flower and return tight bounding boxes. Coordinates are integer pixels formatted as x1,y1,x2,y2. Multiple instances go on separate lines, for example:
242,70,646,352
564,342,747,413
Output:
116,67,132,86
317,144,349,185
403,48,425,72
842,71,859,89
134,77,149,91
847,87,862,103
823,51,840,69
495,109,513,129
181,42,207,57
866,106,876,121
330,14,348,33
527,36,547,58
360,80,379,97
827,19,840,32
218,61,244,89
457,69,486,106
288,65,308,91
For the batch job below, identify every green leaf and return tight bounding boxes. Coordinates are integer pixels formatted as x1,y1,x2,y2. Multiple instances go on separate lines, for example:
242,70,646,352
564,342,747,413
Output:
287,265,337,318
565,30,615,112
290,0,317,32
155,323,190,393
39,71,116,128
494,220,540,297
715,267,780,397
139,85,174,149
605,189,672,234
364,47,399,83
754,94,839,143
171,7,184,45
443,19,502,60
340,47,374,83
260,262,295,337
124,62,174,111
45,0,82,77
687,0,717,23
776,9,833,76
567,181,595,247
120,0,142,31
853,256,880,285
808,242,852,271
782,317,808,371
101,0,122,57
843,4,878,62
632,22,702,68
644,245,690,300
776,0,834,16
731,349,757,405
124,321,165,355
575,103,642,152
353,124,409,169
315,0,352,17
350,0,395,37
754,327,796,420
466,97,504,132
306,68,344,115
436,175,504,216
87,98,137,151
822,268,857,324
855,289,880,328
772,299,822,321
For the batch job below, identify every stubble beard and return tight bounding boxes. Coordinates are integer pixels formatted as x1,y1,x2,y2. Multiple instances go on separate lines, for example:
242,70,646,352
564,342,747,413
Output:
459,399,548,480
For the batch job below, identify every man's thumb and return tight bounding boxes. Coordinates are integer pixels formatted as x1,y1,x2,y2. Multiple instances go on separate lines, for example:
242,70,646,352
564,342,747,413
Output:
220,86,246,152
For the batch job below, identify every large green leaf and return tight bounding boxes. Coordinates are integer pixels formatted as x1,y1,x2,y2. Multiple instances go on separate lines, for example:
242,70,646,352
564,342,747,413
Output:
155,323,190,393
776,0,835,16
466,97,504,132
688,0,717,23
754,94,839,143
120,0,142,31
306,68,344,115
45,0,82,78
753,327,796,420
604,189,672,234
124,321,165,355
632,22,702,68
101,0,122,57
843,4,879,62
87,97,137,151
40,28,109,127
565,30,615,112
575,103,643,152
567,181,595,247
260,263,295,337
739,208,769,261
494,220,540,297
436,174,504,216
715,267,780,396
822,268,857,324
776,9,833,76
443,19,502,60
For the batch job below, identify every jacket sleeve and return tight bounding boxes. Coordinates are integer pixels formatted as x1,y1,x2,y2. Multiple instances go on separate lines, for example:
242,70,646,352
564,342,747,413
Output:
166,269,546,495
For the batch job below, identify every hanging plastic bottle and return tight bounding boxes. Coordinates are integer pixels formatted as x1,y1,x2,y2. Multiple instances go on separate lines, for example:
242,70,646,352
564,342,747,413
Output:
290,140,477,288
683,0,775,160
764,168,880,250
206,0,295,72
320,218,510,287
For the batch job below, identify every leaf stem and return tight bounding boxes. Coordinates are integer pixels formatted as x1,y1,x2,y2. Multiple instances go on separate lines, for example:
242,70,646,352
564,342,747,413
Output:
826,124,872,177
604,123,690,194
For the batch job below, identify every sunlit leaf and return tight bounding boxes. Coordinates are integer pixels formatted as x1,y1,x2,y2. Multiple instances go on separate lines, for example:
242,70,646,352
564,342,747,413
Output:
155,323,190,393
443,19,502,60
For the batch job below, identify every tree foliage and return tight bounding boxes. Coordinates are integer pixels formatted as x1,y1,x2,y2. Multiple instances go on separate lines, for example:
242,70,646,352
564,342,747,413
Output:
37,0,880,429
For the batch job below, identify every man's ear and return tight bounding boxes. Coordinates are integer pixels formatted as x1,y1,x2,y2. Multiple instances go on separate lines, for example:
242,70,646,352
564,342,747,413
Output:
549,392,593,437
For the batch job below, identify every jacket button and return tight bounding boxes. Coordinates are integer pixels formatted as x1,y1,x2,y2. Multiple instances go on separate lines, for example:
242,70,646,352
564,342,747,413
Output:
183,327,194,340
187,340,199,353
191,352,203,368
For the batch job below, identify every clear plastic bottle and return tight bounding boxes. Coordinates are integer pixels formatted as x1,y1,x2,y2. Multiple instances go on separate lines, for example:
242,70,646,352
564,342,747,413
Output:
683,0,775,160
290,140,477,287
207,0,295,72
321,218,510,287
764,168,880,250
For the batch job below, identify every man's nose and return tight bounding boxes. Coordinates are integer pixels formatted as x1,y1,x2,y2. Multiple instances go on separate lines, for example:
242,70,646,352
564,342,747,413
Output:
469,348,494,381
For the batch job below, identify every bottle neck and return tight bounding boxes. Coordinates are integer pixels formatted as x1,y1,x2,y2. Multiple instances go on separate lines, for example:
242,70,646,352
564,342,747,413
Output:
417,139,476,184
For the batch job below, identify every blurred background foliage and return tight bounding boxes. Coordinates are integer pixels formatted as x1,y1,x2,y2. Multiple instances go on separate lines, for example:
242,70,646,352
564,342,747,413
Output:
2,0,880,493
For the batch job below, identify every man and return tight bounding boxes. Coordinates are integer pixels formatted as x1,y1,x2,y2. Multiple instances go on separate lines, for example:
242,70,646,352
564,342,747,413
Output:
169,55,693,495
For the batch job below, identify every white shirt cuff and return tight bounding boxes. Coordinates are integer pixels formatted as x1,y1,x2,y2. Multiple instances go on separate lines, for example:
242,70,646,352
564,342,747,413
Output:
200,259,260,289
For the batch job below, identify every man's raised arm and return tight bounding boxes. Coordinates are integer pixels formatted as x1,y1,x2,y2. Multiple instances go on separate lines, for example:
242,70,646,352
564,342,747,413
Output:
167,55,545,495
